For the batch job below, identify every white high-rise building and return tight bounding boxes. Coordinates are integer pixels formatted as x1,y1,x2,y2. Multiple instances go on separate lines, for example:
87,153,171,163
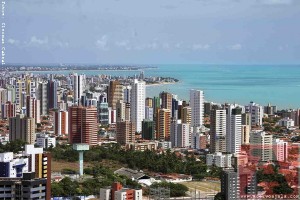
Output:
250,130,273,162
245,102,263,126
226,105,242,154
190,89,204,127
170,120,190,148
73,73,85,104
210,109,227,153
130,79,145,132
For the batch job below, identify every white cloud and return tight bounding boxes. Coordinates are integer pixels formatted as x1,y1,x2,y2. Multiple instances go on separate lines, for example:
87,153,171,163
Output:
96,35,109,50
192,44,210,50
7,38,20,45
28,36,48,46
258,0,294,5
175,42,183,48
228,44,242,50
115,40,131,50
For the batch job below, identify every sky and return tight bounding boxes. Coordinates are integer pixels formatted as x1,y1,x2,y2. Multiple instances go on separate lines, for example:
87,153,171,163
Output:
4,0,300,65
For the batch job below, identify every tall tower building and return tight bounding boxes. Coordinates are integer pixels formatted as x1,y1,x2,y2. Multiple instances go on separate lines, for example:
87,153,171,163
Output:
54,110,68,136
130,79,145,132
108,80,124,110
156,109,171,141
37,82,48,116
210,109,226,153
221,169,240,200
145,97,153,108
160,91,172,110
47,80,58,110
123,85,131,103
1,101,16,119
68,106,98,145
0,88,7,111
15,80,26,109
226,105,242,154
97,95,109,125
250,131,273,162
73,74,85,105
190,89,204,127
26,96,41,124
116,100,126,122
116,121,135,145
181,106,191,124
245,102,263,127
9,114,35,144
171,120,190,148
142,120,155,140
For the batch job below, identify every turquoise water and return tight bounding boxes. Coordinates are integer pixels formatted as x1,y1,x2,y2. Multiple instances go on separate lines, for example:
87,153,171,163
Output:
25,65,300,109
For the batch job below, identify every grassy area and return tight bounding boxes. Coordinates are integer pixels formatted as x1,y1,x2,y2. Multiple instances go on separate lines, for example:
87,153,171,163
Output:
181,181,221,193
51,159,126,173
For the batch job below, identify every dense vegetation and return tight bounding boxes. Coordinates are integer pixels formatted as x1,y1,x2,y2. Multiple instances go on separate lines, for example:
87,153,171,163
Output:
50,143,217,177
52,164,141,197
256,164,294,194
0,140,27,153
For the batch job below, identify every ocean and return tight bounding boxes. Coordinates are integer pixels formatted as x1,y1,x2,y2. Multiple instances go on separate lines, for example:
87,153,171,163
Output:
24,64,300,109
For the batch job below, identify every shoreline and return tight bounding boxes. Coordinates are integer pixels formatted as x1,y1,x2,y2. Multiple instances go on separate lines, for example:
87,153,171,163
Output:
146,82,179,86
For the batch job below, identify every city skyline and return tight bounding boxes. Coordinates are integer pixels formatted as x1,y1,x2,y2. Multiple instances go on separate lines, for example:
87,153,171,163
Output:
5,0,300,64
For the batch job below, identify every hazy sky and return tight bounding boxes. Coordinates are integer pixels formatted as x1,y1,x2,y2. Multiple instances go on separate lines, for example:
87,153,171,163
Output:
5,0,300,64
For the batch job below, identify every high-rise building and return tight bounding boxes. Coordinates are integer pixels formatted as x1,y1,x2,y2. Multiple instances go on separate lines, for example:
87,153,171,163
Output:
116,121,135,145
73,73,85,105
6,85,15,103
47,80,58,110
171,120,190,148
145,97,153,108
0,145,52,200
15,80,26,109
97,95,109,125
1,101,16,119
68,106,98,145
9,114,35,144
181,106,191,124
37,82,48,116
116,100,126,122
54,110,68,136
221,169,240,200
226,106,242,154
190,89,204,127
145,106,153,121
250,130,273,162
264,103,277,115
273,138,288,162
210,109,226,153
245,102,263,126
241,125,250,144
0,88,7,111
26,96,41,124
156,108,171,141
130,79,145,132
108,80,124,109
160,91,172,110
123,85,131,103
142,120,155,140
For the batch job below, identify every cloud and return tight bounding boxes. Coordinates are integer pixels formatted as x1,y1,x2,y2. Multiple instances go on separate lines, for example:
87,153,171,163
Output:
7,38,20,45
96,35,109,50
28,36,48,46
115,40,131,50
228,44,242,50
258,0,294,5
192,44,210,50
